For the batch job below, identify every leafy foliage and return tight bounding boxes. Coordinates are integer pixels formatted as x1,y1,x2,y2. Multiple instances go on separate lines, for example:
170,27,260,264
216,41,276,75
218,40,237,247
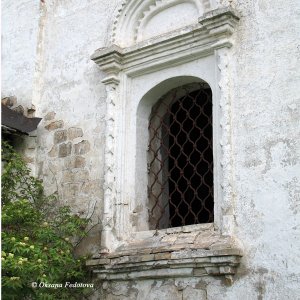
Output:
1,141,93,299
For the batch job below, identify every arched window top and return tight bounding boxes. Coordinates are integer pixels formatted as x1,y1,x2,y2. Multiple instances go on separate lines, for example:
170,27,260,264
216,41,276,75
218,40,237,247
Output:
137,76,211,114
111,0,216,47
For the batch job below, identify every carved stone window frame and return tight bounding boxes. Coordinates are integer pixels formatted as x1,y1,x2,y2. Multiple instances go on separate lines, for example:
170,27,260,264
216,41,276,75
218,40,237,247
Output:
91,3,241,277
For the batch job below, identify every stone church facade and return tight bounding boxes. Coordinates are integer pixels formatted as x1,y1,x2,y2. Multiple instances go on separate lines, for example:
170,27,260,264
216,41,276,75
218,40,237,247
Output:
2,0,300,299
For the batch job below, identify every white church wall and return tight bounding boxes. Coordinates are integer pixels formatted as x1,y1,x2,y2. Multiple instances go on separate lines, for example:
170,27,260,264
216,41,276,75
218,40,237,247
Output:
33,0,121,255
2,0,300,298
230,0,300,298
2,0,40,109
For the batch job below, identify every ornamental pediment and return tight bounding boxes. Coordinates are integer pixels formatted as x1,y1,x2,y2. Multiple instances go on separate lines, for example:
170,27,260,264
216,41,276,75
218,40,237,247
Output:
112,0,216,47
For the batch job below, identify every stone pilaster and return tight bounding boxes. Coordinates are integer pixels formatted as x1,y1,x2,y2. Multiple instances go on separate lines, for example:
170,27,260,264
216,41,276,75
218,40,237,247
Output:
216,46,235,236
92,48,123,252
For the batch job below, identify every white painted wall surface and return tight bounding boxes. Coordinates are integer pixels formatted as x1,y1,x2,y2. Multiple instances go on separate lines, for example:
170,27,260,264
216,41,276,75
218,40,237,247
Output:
2,0,300,298
1,0,40,108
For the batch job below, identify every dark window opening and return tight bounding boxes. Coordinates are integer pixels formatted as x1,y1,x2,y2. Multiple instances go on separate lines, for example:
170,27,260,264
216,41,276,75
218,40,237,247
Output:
148,83,213,229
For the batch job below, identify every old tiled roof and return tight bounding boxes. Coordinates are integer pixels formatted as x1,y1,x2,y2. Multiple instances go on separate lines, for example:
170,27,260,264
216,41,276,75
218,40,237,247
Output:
1,104,42,135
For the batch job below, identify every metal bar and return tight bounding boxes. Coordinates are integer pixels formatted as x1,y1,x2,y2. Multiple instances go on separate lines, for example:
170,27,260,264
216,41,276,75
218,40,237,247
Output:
148,84,213,229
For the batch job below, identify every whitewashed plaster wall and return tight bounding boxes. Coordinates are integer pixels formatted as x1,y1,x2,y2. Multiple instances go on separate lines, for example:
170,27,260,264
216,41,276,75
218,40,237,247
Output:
1,0,40,108
229,0,300,298
33,0,121,255
2,0,300,298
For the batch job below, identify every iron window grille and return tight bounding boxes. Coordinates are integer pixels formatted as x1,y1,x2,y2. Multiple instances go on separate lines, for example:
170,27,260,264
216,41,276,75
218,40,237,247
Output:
148,83,213,229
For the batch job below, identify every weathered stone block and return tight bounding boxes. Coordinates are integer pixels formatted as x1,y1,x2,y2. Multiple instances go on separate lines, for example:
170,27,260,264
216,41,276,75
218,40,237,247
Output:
153,260,169,267
140,254,155,262
75,140,90,154
193,232,219,249
154,252,171,260
111,256,130,265
161,234,177,244
48,145,58,157
108,250,138,258
194,257,211,264
193,268,208,276
81,180,102,195
123,255,141,264
62,170,89,183
209,237,233,250
62,183,82,198
58,142,72,157
45,120,64,131
133,248,152,255
151,246,174,253
86,258,110,266
205,266,220,275
54,130,67,144
64,156,86,169
169,259,195,267
2,96,17,107
176,231,199,244
128,268,193,279
170,249,192,260
68,127,83,140
219,266,235,274
44,111,56,121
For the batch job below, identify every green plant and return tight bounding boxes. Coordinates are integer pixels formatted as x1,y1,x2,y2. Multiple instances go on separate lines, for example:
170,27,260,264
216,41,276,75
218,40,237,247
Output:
1,141,93,299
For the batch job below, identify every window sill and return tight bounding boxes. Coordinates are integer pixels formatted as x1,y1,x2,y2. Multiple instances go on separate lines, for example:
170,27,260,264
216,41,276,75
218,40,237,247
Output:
87,224,242,281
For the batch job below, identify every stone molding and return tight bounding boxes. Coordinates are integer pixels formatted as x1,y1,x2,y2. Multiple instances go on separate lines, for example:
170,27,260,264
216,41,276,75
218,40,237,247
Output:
87,224,242,282
110,0,215,47
92,7,239,78
88,251,241,281
101,80,119,253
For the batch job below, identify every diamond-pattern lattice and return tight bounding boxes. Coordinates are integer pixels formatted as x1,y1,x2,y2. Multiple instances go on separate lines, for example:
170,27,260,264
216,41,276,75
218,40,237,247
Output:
148,85,213,229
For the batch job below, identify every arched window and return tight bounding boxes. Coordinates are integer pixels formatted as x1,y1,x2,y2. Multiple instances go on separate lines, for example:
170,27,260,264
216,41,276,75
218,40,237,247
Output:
148,83,213,229
91,2,240,251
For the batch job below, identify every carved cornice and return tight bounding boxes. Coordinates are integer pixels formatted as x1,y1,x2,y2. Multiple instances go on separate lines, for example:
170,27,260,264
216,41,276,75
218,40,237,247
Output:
88,250,241,281
92,45,123,83
199,6,239,34
92,7,239,77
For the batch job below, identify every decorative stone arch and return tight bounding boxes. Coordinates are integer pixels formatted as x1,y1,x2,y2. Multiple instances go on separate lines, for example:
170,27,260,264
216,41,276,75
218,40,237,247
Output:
91,2,241,270
111,0,216,47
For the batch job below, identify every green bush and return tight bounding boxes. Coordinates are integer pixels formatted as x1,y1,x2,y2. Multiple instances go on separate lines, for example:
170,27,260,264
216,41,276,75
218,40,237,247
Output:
1,141,93,299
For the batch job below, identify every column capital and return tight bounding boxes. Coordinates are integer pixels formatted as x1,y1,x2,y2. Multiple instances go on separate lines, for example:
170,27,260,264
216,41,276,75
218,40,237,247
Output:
91,45,123,83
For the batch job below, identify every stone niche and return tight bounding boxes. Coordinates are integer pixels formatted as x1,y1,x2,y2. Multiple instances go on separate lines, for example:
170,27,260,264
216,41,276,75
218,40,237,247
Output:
88,0,242,285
